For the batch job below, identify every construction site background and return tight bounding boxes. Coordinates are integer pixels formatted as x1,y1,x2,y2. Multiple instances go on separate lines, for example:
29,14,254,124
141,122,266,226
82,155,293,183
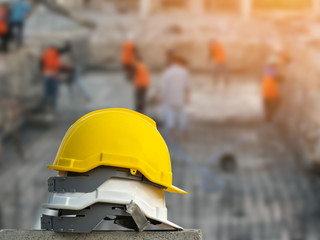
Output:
1,0,320,239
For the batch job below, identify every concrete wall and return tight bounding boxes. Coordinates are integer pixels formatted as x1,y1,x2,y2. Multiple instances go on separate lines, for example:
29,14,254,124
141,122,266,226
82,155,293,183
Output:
277,42,320,169
0,48,42,137
90,33,269,73
56,0,85,9
0,49,42,105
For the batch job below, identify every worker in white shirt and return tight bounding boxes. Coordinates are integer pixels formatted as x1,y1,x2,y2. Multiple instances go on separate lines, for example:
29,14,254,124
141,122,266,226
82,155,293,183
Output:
161,55,190,141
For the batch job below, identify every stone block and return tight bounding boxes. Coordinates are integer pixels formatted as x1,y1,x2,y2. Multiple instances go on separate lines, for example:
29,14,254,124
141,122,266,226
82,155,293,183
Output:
0,229,203,240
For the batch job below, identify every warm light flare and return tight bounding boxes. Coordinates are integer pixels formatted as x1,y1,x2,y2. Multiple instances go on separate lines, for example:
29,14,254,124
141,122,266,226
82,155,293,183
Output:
254,0,312,10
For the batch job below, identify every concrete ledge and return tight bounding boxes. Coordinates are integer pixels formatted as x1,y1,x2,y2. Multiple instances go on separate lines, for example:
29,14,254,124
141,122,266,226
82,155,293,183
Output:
0,229,202,240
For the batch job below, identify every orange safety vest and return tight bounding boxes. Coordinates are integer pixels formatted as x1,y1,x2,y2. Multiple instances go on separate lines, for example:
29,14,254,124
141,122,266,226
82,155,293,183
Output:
0,7,8,35
211,43,226,64
42,48,60,75
121,41,135,65
134,62,150,88
262,76,279,99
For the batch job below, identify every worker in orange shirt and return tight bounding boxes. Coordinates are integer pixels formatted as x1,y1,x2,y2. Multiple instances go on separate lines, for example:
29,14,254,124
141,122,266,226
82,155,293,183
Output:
209,40,229,86
40,43,71,111
262,57,280,122
133,56,150,114
121,40,136,82
0,3,9,53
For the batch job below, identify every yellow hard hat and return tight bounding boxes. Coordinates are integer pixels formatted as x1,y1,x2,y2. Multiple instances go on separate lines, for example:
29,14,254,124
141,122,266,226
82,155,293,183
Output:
48,108,187,194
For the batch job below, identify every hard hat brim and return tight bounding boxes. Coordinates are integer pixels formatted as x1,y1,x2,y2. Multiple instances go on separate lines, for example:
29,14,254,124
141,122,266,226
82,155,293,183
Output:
47,164,188,194
167,185,188,194
158,220,183,230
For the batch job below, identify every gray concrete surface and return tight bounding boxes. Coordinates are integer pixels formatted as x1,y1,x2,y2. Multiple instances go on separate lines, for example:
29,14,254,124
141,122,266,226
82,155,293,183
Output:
0,229,203,240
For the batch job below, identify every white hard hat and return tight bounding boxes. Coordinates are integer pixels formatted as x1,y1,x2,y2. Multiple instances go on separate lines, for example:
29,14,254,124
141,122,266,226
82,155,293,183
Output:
42,173,183,232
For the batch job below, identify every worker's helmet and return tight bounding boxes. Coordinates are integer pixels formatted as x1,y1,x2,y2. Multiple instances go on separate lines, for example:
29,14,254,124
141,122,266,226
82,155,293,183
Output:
41,108,187,233
48,108,186,194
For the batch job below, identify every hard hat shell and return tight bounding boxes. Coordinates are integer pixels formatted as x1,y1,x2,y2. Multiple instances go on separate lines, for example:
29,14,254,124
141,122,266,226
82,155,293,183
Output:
47,108,187,194
42,178,183,230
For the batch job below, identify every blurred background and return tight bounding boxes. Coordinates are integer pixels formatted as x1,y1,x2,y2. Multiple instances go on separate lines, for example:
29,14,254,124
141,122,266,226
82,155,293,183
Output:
1,0,320,239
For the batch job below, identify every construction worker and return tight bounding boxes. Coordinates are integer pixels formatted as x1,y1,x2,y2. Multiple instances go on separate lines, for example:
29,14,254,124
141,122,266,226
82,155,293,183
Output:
121,39,136,81
209,40,229,86
40,42,71,111
161,55,190,141
134,55,150,114
41,108,187,232
0,3,9,53
9,0,31,48
262,56,280,122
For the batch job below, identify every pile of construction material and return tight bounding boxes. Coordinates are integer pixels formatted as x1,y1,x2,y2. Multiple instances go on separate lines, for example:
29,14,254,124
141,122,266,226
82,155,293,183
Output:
25,4,89,53
280,42,320,170
69,9,278,71
0,4,90,143
0,49,42,140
